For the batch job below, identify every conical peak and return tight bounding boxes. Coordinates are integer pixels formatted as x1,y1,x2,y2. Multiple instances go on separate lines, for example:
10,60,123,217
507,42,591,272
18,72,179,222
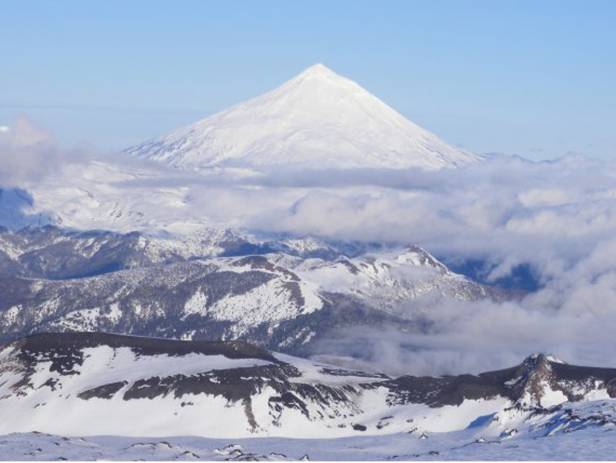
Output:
517,354,555,382
127,63,481,170
523,353,551,367
286,63,357,91
522,353,565,368
296,63,339,79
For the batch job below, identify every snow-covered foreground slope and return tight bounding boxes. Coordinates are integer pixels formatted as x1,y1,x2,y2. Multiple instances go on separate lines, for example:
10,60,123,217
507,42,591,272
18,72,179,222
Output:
126,64,480,171
1,332,616,445
3,415,616,461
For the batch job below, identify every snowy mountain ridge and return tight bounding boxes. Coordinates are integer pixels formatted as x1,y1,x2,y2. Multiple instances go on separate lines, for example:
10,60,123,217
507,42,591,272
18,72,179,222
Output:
1,332,615,441
126,64,481,171
0,238,500,353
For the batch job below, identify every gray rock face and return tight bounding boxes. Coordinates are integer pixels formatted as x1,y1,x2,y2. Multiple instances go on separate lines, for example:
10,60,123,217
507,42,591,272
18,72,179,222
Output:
384,353,616,409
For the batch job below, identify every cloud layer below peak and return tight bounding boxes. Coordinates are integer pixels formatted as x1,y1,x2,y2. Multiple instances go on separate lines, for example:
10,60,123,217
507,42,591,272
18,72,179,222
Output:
3,119,616,373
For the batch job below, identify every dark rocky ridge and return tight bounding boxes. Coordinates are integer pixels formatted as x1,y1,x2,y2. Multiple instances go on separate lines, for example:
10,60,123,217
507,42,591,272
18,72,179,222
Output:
11,331,278,364
383,353,616,408
4,332,616,410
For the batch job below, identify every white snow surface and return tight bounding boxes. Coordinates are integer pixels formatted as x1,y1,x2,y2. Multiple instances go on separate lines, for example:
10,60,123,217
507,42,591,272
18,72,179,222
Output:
0,345,273,438
2,337,616,457
272,246,487,315
0,341,508,440
2,399,616,460
127,64,480,171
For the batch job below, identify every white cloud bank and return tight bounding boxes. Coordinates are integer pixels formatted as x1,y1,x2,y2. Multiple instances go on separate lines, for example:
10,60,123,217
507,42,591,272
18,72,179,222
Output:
3,118,616,374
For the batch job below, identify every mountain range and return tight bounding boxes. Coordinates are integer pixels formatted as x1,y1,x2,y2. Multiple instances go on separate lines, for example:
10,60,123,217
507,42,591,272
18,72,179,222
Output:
0,226,502,361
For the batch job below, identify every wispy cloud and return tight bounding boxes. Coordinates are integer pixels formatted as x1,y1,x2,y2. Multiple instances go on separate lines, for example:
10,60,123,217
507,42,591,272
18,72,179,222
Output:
0,115,92,186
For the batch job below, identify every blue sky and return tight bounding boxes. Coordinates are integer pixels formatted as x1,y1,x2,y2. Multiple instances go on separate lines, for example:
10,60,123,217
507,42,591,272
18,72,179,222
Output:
1,0,614,159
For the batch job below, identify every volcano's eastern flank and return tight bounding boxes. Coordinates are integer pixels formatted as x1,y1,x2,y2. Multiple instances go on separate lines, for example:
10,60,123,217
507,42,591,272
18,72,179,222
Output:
127,64,480,170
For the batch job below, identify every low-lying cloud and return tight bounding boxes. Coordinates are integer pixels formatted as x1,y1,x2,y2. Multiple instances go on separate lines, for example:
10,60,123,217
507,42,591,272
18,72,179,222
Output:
0,115,92,186
3,117,616,374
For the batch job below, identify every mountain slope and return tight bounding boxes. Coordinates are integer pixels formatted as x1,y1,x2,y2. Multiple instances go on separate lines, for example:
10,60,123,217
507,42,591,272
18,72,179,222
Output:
0,242,501,353
1,333,615,440
0,225,247,279
127,64,480,170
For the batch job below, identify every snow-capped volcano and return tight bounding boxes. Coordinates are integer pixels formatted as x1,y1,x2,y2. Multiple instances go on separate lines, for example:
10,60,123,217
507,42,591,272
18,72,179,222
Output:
127,64,480,170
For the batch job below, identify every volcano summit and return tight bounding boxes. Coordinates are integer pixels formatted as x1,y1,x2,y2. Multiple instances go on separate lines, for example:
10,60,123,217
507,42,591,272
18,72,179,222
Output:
127,64,480,171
